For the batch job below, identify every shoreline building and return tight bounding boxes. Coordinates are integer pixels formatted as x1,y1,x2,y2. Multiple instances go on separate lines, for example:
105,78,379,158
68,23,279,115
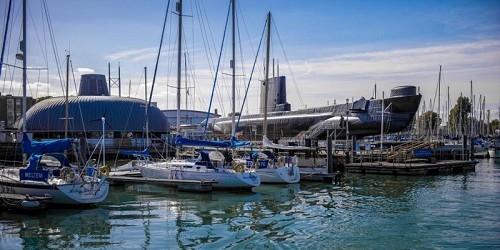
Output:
162,109,220,140
17,74,169,151
0,94,35,142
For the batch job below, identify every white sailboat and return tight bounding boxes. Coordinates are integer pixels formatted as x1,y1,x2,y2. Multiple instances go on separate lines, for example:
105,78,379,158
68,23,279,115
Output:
0,139,109,205
0,0,109,206
141,149,260,190
248,12,301,184
139,0,260,190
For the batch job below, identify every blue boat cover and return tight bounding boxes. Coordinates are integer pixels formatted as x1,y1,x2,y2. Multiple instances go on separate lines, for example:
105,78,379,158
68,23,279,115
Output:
27,154,42,171
22,133,72,155
175,135,250,148
230,136,251,147
119,148,150,157
195,151,214,168
260,150,275,159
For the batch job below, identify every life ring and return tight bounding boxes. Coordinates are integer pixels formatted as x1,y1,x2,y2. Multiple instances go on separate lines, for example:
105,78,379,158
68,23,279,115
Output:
99,165,110,177
278,156,286,166
232,162,245,173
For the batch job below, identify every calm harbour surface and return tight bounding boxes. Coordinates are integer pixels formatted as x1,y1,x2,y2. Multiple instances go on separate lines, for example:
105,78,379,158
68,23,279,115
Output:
1,159,499,249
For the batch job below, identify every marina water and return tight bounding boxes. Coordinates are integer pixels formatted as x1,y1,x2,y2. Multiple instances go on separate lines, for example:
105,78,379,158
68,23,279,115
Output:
1,159,499,249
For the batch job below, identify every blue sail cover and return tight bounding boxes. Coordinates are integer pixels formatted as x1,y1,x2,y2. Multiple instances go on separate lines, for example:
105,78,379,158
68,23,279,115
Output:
175,135,230,147
22,133,73,155
119,148,150,157
230,136,251,147
175,135,250,148
26,154,42,171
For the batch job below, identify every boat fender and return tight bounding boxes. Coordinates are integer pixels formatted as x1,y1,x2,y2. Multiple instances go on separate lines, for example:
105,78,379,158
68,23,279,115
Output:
21,200,41,208
99,166,110,177
232,162,245,173
59,167,75,180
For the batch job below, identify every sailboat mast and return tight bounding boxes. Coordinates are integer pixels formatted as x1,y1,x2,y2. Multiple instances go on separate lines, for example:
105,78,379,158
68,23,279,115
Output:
230,0,236,138
262,11,271,138
176,0,182,135
145,66,149,148
437,65,441,139
185,52,188,114
65,54,70,139
380,91,384,150
447,86,450,137
21,0,27,165
470,80,473,136
22,0,27,134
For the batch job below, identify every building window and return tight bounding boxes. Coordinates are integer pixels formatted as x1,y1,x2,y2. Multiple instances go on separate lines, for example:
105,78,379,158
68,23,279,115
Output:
7,110,14,126
7,99,14,110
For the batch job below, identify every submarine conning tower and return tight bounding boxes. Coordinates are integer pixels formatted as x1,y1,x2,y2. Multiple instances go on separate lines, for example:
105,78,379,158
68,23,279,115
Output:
390,85,417,97
259,76,291,114
78,74,110,96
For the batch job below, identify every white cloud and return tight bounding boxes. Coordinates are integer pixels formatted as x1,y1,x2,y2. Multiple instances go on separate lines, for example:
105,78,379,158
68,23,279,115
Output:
292,40,500,78
76,68,95,74
277,39,500,118
104,47,181,63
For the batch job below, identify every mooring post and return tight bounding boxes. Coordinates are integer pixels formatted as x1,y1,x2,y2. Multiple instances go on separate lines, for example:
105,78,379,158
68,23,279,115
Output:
327,130,333,173
470,137,474,160
462,135,468,161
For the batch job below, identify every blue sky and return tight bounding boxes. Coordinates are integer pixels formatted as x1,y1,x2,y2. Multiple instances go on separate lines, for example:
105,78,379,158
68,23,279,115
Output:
1,0,500,120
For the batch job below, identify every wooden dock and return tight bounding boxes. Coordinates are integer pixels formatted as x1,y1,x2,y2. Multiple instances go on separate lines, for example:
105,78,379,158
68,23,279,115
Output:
300,172,337,182
345,160,477,175
106,176,216,192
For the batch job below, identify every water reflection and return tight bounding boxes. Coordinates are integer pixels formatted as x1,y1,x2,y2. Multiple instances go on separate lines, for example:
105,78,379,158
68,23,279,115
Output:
1,208,111,249
2,160,499,249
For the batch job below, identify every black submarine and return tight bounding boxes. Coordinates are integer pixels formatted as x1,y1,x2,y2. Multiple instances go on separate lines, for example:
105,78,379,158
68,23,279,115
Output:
204,76,422,141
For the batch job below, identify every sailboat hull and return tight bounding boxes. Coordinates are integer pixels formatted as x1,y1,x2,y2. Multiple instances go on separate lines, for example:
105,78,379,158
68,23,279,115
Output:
140,162,261,190
257,166,300,184
488,148,500,158
0,169,109,205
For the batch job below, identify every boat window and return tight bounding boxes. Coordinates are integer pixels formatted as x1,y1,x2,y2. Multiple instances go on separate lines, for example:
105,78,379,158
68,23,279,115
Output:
40,155,62,167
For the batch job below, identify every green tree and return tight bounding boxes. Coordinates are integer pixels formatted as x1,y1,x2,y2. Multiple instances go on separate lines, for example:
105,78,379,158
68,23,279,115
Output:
418,111,441,132
448,96,472,134
36,96,52,103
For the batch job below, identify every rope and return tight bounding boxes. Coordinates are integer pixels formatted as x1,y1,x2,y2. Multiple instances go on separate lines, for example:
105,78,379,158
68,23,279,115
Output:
203,2,231,138
0,0,12,80
194,0,217,110
42,0,65,94
272,18,304,108
146,0,171,136
236,18,266,129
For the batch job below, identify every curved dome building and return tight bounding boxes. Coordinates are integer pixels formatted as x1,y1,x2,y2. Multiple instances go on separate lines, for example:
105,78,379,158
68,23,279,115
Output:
18,74,168,143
